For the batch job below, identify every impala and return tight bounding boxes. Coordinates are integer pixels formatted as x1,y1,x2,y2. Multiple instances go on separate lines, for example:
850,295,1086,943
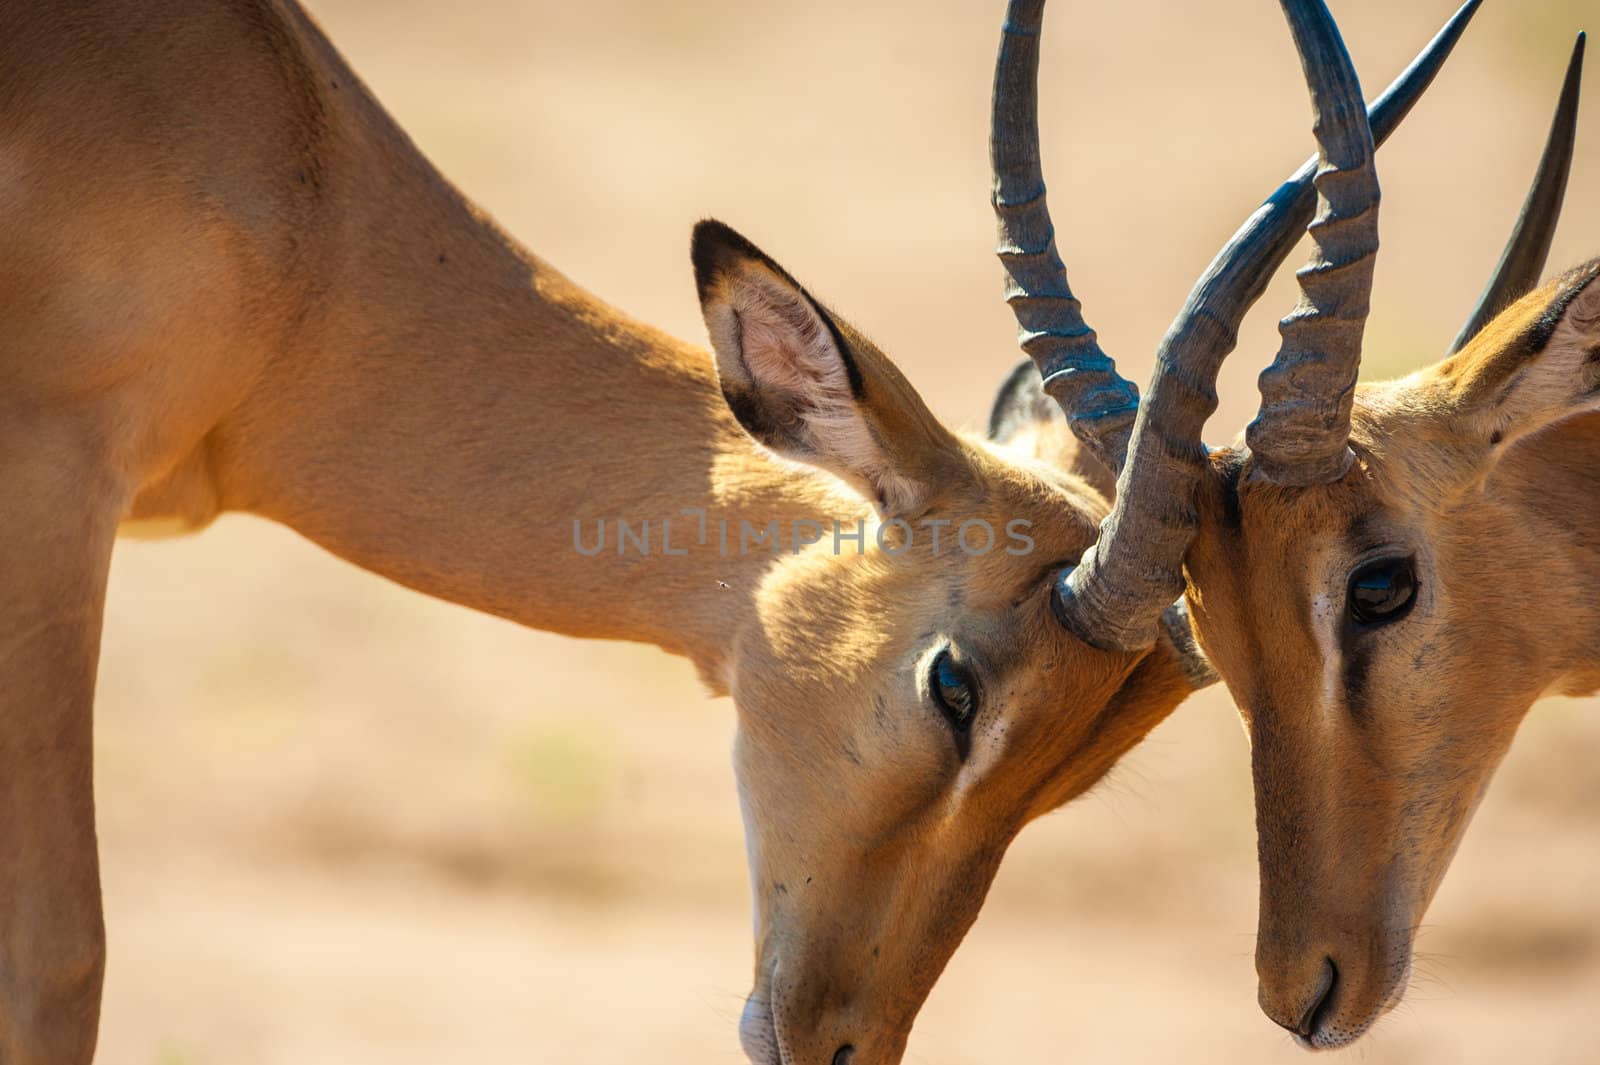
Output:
1003,0,1593,1049
1186,39,1596,1051
0,0,1480,1061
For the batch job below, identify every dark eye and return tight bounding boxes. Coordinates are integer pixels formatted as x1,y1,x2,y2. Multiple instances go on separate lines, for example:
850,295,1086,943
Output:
1347,556,1418,627
930,650,979,734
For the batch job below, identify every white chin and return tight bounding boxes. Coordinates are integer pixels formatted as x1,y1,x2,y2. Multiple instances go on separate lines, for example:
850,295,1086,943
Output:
739,994,782,1065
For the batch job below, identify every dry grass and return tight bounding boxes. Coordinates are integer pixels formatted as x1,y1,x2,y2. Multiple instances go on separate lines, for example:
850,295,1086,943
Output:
92,1,1600,1062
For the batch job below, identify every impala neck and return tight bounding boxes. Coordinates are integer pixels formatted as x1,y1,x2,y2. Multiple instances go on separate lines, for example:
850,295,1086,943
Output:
235,241,864,682
219,73,862,684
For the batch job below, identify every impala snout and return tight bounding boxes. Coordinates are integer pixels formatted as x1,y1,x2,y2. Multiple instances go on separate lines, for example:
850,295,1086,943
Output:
1257,931,1414,1050
1260,954,1335,1045
736,854,992,1065
734,716,1012,1065
739,956,912,1065
1253,834,1418,1050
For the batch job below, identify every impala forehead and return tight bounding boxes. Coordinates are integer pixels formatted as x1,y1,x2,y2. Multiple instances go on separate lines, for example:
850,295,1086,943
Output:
1197,454,1397,708
918,468,1104,612
1221,450,1404,573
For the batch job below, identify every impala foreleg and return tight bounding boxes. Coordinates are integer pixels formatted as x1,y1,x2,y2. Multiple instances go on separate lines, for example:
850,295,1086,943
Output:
0,426,122,1065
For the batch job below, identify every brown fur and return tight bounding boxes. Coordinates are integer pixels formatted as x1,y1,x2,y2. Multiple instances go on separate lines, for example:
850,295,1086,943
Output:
1185,261,1600,1049
0,3,1196,1062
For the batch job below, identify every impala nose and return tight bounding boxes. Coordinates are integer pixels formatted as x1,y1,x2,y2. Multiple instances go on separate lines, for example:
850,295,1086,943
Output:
1271,957,1338,1044
832,1046,855,1065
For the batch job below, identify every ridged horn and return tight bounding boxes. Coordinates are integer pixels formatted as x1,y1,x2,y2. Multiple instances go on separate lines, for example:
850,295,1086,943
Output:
1244,0,1383,488
1051,0,1479,651
1450,32,1586,355
991,0,1141,475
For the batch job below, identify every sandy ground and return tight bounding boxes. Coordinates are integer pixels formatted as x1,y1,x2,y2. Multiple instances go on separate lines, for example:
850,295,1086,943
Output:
91,1,1599,1062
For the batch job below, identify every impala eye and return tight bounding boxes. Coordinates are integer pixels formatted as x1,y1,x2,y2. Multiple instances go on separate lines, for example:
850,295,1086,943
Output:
929,650,979,736
1347,556,1418,627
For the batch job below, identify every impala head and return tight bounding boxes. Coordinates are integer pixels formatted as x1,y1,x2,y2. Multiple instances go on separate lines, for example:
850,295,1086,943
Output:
685,0,1489,1059
691,219,1204,1065
1189,260,1600,1049
1173,11,1592,1053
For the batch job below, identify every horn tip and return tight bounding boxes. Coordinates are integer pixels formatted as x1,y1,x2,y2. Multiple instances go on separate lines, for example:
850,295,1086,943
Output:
1444,0,1482,32
1435,0,1484,60
1563,32,1585,97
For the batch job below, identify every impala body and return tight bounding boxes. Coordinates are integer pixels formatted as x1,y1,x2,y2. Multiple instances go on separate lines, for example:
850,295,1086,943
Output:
0,2,1221,1062
0,0,1498,1058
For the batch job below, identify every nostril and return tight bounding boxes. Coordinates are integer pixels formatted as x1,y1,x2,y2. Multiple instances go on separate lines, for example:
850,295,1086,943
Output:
1295,958,1339,1038
832,1046,855,1065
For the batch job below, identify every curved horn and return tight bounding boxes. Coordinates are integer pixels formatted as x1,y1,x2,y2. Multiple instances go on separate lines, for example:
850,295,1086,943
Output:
1052,0,1479,650
1450,32,1586,355
991,0,1141,474
1244,0,1383,487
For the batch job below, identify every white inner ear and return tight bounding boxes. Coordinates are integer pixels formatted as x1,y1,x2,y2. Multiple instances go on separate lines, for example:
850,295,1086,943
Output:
710,271,920,514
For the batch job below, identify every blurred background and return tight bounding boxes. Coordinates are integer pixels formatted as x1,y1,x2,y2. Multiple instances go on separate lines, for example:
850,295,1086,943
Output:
96,1,1600,1062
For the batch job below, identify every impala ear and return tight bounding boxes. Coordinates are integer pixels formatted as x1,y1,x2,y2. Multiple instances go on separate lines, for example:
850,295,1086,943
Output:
1436,259,1600,466
986,359,1060,447
692,220,963,517
985,359,1116,498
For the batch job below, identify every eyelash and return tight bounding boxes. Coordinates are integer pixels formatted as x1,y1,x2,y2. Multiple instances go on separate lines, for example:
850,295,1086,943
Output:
929,649,979,757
